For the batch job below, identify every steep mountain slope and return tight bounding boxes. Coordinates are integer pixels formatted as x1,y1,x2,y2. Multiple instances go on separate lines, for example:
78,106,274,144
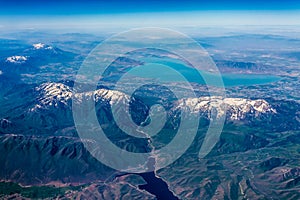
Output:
0,81,299,199
0,81,282,136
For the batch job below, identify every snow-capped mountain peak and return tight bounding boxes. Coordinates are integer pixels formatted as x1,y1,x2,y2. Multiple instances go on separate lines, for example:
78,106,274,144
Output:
31,83,130,111
175,96,276,120
6,56,28,63
33,43,53,50
33,43,45,49
32,83,73,111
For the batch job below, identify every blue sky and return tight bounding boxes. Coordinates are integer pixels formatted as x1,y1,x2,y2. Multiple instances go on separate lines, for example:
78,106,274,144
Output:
0,0,299,30
1,0,300,15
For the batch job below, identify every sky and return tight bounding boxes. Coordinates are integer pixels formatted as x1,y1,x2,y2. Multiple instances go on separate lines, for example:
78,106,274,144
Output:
0,0,299,30
1,0,300,15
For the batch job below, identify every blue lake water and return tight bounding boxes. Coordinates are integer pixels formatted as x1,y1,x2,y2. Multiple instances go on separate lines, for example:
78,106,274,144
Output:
138,172,179,200
128,58,281,87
